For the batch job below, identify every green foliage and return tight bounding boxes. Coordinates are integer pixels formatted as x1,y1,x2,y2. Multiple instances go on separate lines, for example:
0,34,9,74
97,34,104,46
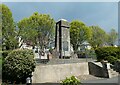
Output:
1,4,18,51
95,47,119,62
62,76,80,85
107,29,118,46
70,20,92,51
89,26,108,49
2,49,36,83
18,12,55,50
88,48,97,59
2,50,12,59
105,56,118,64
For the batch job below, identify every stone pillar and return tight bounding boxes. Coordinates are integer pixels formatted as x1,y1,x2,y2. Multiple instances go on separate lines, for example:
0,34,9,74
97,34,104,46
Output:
55,19,71,58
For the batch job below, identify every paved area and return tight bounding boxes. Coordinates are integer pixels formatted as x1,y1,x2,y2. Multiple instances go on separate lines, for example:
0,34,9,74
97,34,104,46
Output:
77,75,105,81
32,76,119,85
81,76,120,85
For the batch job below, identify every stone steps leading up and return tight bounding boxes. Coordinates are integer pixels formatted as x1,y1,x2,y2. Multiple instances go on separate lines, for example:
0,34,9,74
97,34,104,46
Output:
109,69,119,78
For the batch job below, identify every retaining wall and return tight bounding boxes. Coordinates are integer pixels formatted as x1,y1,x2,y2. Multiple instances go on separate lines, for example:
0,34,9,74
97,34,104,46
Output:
32,62,89,83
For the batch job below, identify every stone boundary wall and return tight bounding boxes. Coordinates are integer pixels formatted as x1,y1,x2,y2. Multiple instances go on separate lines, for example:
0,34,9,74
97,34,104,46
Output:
32,62,89,83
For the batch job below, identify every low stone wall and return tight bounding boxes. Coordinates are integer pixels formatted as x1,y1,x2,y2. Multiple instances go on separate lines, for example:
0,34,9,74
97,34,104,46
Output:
88,62,109,78
32,62,89,83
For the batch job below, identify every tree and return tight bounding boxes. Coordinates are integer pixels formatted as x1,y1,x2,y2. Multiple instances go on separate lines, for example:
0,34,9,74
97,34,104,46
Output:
107,29,118,46
89,26,108,49
1,4,18,51
18,12,55,50
70,20,92,52
0,5,2,50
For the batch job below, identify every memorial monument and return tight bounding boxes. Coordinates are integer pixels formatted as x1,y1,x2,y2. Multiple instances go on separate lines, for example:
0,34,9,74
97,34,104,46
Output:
55,19,71,58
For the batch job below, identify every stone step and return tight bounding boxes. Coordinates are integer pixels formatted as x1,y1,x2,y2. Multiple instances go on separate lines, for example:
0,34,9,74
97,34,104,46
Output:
109,69,119,78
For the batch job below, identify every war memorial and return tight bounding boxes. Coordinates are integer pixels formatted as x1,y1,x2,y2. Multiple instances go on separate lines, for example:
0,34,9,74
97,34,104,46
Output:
55,19,71,58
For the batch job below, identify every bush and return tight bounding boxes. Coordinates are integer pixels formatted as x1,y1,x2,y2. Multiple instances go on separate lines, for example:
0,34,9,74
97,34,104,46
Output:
2,49,36,83
95,47,119,61
2,50,12,59
61,76,80,85
105,56,118,64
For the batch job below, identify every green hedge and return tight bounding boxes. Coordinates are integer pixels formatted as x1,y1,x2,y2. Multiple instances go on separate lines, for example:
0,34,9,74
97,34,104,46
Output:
2,50,12,59
95,47,120,63
105,56,118,64
2,49,36,83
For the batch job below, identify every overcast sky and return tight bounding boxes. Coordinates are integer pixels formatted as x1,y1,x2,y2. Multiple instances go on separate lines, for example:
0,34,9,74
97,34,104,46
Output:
3,2,118,32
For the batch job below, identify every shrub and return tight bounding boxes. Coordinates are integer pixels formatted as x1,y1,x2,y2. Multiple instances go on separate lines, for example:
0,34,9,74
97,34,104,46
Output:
95,47,119,61
2,49,36,83
61,76,80,85
105,56,118,64
2,50,12,59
